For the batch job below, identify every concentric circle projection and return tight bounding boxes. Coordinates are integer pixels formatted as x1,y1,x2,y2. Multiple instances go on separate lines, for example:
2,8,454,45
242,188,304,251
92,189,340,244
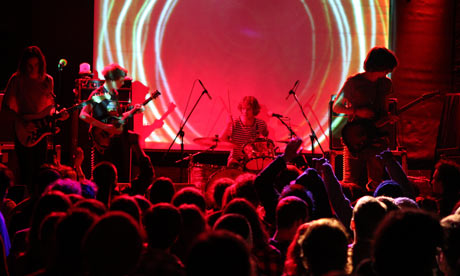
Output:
94,0,389,151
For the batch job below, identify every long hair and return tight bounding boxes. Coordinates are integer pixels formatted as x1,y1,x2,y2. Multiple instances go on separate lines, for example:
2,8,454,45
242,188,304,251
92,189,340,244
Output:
18,46,47,79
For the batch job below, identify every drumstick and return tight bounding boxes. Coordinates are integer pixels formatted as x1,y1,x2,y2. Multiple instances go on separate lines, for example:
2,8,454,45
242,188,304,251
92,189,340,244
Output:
219,92,233,123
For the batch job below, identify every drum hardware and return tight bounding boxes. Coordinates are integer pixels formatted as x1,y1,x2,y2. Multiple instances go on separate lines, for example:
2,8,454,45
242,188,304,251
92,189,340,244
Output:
193,135,236,149
243,138,275,171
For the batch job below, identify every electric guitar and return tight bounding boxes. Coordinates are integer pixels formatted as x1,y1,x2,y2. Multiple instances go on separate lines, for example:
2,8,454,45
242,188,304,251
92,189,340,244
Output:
15,100,91,147
90,90,161,153
342,91,441,155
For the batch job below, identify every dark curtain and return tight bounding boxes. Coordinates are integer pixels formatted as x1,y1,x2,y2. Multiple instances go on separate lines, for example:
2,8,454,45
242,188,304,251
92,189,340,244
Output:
391,0,456,161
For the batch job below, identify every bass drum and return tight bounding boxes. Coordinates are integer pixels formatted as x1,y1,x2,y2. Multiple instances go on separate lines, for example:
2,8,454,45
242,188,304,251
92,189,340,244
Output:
204,168,244,206
188,163,223,191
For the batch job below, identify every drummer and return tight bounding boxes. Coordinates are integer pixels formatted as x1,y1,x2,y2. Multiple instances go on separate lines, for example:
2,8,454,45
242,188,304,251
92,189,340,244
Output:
220,96,269,169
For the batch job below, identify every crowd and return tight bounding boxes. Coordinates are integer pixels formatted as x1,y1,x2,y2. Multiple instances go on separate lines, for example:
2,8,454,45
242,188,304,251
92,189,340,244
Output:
0,137,458,276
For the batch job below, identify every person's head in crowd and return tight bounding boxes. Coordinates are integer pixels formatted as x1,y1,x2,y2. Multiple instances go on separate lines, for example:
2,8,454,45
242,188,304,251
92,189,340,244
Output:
432,159,460,217
143,203,182,250
210,177,234,210
172,187,206,212
45,178,82,196
223,198,269,250
375,196,400,212
172,204,208,261
275,196,309,235
300,218,350,276
27,191,72,270
92,161,117,206
222,183,237,207
351,196,387,241
232,173,259,208
284,222,310,276
39,212,67,271
148,176,175,204
132,194,152,216
439,214,460,276
274,165,302,193
394,197,419,209
74,198,107,217
80,179,98,199
280,184,313,215
36,166,61,196
130,155,155,196
372,209,442,276
83,211,143,276
373,180,404,198
54,208,97,274
416,196,439,214
186,230,254,276
0,163,14,202
213,213,253,248
110,195,141,225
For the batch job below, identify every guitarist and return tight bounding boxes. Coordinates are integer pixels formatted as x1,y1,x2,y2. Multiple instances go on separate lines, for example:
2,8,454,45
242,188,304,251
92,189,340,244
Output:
332,47,398,192
79,63,153,184
2,46,67,195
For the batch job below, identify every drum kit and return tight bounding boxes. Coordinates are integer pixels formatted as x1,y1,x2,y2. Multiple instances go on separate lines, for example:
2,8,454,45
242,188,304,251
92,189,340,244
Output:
188,135,279,196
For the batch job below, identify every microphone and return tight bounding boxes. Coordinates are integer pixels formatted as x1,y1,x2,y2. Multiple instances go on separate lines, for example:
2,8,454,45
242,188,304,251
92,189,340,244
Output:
198,79,212,100
268,112,287,118
58,59,68,70
285,80,299,100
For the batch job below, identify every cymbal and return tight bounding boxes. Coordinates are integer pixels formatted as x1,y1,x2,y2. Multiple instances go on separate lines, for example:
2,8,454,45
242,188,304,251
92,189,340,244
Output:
276,139,291,144
193,137,235,149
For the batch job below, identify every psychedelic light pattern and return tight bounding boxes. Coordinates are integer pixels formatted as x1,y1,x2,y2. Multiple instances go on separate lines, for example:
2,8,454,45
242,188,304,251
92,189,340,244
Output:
94,0,389,151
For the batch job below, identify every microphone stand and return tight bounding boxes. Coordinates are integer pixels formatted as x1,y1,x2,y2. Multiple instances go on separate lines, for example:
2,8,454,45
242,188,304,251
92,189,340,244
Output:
274,116,297,138
164,90,208,183
288,90,326,157
49,64,65,165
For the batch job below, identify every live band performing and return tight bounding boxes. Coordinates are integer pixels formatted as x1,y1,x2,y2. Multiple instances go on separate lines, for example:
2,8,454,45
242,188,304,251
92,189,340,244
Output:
0,1,459,275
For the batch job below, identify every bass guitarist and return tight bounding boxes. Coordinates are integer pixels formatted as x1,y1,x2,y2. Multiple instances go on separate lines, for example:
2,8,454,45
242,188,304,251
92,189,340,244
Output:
332,47,399,192
3,46,68,195
79,63,152,183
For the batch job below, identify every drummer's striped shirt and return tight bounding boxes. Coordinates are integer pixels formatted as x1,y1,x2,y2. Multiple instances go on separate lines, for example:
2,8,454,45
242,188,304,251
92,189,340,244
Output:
230,117,268,162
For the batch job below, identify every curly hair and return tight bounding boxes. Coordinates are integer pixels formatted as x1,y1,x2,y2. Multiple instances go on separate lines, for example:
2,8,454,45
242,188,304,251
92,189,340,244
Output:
238,96,261,116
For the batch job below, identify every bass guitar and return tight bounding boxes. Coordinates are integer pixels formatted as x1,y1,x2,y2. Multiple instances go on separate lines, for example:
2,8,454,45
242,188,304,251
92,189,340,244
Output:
15,100,91,147
342,91,440,155
90,90,161,153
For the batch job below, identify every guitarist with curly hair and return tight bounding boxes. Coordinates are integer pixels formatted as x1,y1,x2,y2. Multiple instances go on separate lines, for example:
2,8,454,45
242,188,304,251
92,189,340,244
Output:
79,63,155,184
332,47,399,192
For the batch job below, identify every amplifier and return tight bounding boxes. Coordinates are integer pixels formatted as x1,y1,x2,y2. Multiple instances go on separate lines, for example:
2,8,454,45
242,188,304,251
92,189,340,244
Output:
75,78,132,103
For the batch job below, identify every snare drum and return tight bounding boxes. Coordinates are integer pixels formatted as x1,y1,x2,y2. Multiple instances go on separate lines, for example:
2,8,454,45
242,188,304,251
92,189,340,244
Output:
243,138,275,171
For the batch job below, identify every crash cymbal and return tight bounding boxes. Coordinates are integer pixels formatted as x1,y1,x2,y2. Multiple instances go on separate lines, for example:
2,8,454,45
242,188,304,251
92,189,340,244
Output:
193,137,235,149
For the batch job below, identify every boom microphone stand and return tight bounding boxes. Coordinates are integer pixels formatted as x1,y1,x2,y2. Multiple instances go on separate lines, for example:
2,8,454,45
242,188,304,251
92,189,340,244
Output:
165,88,210,182
287,81,325,157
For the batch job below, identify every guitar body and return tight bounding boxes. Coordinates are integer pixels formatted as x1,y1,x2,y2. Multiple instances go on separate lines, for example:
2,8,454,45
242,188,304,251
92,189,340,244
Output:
15,101,91,147
15,106,57,147
89,117,122,154
341,91,440,155
89,90,161,154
